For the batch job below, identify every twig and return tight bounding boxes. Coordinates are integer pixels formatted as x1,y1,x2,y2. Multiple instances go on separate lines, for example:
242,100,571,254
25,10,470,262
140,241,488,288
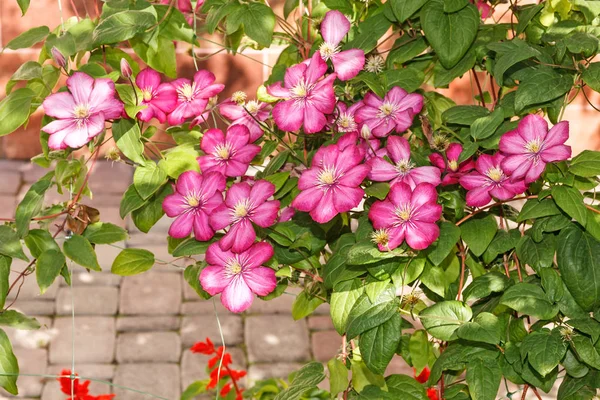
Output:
472,69,486,108
456,195,539,226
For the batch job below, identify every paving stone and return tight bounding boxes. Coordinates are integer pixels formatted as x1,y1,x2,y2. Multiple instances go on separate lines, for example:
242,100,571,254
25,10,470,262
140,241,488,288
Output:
6,265,59,300
113,364,180,400
12,300,55,316
313,303,330,315
95,243,125,270
0,195,15,218
246,316,310,363
119,272,181,315
85,193,122,208
5,316,53,349
181,315,243,347
88,162,133,194
41,379,114,400
116,332,181,363
116,316,180,332
311,330,341,362
126,232,168,246
0,170,20,195
11,348,46,397
49,317,116,364
180,298,229,315
97,207,127,229
46,364,115,380
60,271,122,287
181,347,247,390
55,287,119,315
246,289,299,314
247,363,304,385
308,316,334,331
20,163,47,184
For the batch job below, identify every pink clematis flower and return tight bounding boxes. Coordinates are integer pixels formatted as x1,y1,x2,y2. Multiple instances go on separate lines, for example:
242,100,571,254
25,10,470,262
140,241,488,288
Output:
319,11,365,81
200,242,277,313
210,180,280,253
355,87,424,138
267,52,337,134
292,143,370,223
42,72,124,150
279,207,295,222
368,182,442,251
499,114,571,184
219,99,270,142
159,0,203,25
367,136,441,188
135,68,177,124
168,70,224,125
162,171,226,240
337,131,381,161
198,125,261,177
473,0,492,19
332,101,363,133
459,153,528,207
429,143,476,186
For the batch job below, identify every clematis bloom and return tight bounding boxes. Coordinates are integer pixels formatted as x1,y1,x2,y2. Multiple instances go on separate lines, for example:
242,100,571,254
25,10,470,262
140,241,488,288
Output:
267,52,337,133
368,182,442,251
200,242,277,313
355,87,423,137
42,72,124,150
168,70,224,125
429,143,475,186
135,68,177,123
499,114,571,183
292,143,370,223
162,171,226,240
459,153,528,207
198,125,261,177
319,10,365,81
210,180,280,253
367,136,441,188
332,101,363,133
219,98,270,142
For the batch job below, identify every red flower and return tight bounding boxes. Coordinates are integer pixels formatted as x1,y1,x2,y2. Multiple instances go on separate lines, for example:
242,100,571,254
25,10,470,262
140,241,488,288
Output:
58,370,115,400
190,338,215,355
414,367,430,384
220,383,232,396
208,351,232,369
427,388,439,400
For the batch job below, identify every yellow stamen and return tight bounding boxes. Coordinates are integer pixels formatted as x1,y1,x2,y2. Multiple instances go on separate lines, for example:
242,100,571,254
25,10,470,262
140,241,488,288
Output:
317,167,337,185
371,229,390,248
226,259,243,275
213,143,232,160
395,159,414,174
233,199,251,218
246,101,260,115
378,102,396,117
142,89,153,102
177,83,196,102
395,205,412,222
486,167,504,182
73,105,90,119
525,139,542,154
448,160,458,171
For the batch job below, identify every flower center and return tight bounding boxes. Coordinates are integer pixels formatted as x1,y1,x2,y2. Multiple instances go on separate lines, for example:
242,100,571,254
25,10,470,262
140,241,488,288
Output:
231,91,247,105
395,159,415,175
378,102,396,118
184,192,202,208
73,104,90,119
317,166,338,186
245,101,260,115
225,258,243,275
233,199,251,218
142,89,153,102
371,228,390,248
319,42,340,60
486,167,504,182
448,160,458,171
365,55,385,74
177,83,196,102
213,143,232,160
525,139,542,154
337,114,357,132
395,204,412,223
290,79,313,102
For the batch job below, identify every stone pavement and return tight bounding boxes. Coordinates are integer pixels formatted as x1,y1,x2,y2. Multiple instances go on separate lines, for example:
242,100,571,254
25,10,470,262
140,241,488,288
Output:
0,160,557,400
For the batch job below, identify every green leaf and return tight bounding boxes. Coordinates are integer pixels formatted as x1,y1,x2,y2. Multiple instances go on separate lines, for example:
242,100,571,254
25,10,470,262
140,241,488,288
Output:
112,119,146,165
16,0,30,14
383,68,425,93
514,67,573,113
420,300,472,341
557,225,600,312
517,198,561,222
36,250,65,295
462,272,509,302
390,0,429,22
111,248,154,276
0,226,28,261
466,358,501,400
516,234,556,271
516,4,543,35
409,329,431,374
567,318,600,342
421,0,479,69
5,26,48,50
331,279,364,335
0,256,10,310
134,162,168,200
172,238,212,257
344,13,392,53
552,185,588,227
6,61,43,94
0,88,35,137
93,10,157,45
433,51,476,88
570,150,600,177
571,335,600,369
240,3,275,47
351,359,385,393
327,358,348,397
273,362,326,400
365,183,391,200
0,310,40,330
499,283,559,320
262,150,289,177
181,380,209,400
83,222,128,244
387,35,428,67
582,62,600,92
184,264,210,300
24,229,59,258
444,0,468,12
492,39,541,86
291,291,324,320
426,222,460,266
521,329,567,377
456,312,502,345
346,292,397,339
0,328,19,395
120,184,147,219
460,215,497,256
346,241,407,265
15,175,52,237
443,105,490,125
360,313,403,375
385,375,429,400
63,234,101,271
470,108,504,140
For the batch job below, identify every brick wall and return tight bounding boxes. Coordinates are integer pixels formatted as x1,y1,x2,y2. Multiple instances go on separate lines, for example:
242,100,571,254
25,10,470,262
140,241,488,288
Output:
1,0,599,159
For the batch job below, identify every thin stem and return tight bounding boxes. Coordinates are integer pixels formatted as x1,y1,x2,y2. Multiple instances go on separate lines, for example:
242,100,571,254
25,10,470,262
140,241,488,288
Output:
456,242,467,301
456,195,539,226
472,68,486,108
521,385,529,400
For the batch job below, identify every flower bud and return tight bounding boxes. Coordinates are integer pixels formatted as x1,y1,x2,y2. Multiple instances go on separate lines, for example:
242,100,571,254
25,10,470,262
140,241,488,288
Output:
51,47,66,68
364,55,384,74
361,124,372,139
120,58,133,79
105,147,121,162
231,91,247,105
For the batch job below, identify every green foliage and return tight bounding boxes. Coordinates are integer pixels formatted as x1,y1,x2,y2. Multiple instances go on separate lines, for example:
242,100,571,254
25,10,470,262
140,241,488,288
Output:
111,248,155,276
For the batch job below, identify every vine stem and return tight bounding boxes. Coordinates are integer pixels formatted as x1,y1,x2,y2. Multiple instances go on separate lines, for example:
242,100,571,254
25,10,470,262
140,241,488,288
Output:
472,69,486,108
456,242,467,301
455,195,539,226
521,384,529,400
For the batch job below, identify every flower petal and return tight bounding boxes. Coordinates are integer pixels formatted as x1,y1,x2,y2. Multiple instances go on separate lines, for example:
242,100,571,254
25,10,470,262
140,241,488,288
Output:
367,157,399,182
466,186,492,207
245,242,275,268
386,136,411,163
249,180,276,204
321,10,350,46
293,187,322,211
176,170,202,195
405,222,439,250
168,213,194,238
251,201,280,227
411,183,438,209
163,193,187,217
209,203,232,231
338,164,370,187
518,113,548,142
305,52,328,85
200,265,231,295
201,128,225,153
206,242,234,267
303,103,328,134
243,266,277,296
409,166,442,187
544,121,569,148
136,68,162,90
331,49,365,81
310,190,337,223
388,182,413,206
193,211,214,241
42,92,76,119
202,171,227,196
67,72,94,104
333,186,364,213
368,199,395,229
221,276,254,313
272,100,304,132
413,203,442,223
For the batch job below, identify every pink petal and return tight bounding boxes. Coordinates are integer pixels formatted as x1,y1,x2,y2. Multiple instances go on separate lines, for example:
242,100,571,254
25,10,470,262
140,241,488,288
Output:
233,144,260,163
339,164,370,187
544,121,569,148
386,226,406,250
152,84,178,112
540,144,571,163
500,154,528,176
42,118,74,134
209,203,232,231
225,159,250,177
220,219,255,253
272,100,304,132
66,72,94,104
413,203,442,223
409,166,442,187
245,242,275,268
311,74,337,114
176,170,202,195
489,185,517,201
225,182,252,208
331,49,365,81
411,183,438,209
46,124,70,150
397,92,424,114
169,213,194,238
386,136,411,163
64,113,104,148
305,52,328,85
88,78,118,114
251,201,280,227
363,92,383,108
321,10,350,46
201,171,226,196
367,157,399,182
524,161,547,183
303,104,328,134
474,154,497,175
249,180,276,204
446,143,463,161
386,87,409,104
405,222,439,250
266,82,292,98
201,128,225,153
226,125,251,150
42,92,76,119
466,186,492,207
204,191,225,213
193,70,216,90
221,276,254,313
243,266,277,296
518,114,548,142
459,172,488,190
293,187,322,211
206,242,234,267
429,153,446,170
193,211,214,241
310,190,337,223
198,83,225,99
333,186,364,213
136,68,161,90
368,199,395,229
220,101,245,120
200,265,230,295
284,63,307,88
163,193,187,217
499,129,527,155
389,182,413,206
